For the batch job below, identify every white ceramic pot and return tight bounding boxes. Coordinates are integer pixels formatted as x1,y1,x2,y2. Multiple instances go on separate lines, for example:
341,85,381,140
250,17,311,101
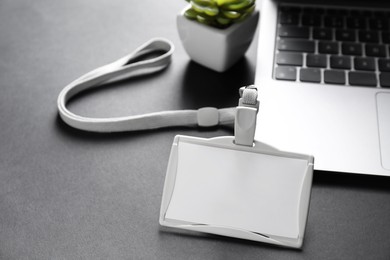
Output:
177,6,259,73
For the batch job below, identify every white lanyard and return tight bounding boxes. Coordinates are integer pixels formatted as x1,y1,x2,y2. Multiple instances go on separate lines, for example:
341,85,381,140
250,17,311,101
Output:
56,39,315,248
57,38,258,145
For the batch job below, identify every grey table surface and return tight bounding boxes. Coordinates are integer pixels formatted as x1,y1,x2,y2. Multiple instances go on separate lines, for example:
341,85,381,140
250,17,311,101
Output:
1,0,390,259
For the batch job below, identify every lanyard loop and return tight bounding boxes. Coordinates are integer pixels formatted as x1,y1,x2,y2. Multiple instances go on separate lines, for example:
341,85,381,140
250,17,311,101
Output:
57,38,236,132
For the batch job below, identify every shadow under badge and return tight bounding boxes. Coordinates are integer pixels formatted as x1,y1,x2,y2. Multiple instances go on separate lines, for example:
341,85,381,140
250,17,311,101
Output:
159,86,314,249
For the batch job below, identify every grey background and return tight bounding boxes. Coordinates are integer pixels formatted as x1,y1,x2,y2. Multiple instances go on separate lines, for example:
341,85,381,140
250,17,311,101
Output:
1,0,390,259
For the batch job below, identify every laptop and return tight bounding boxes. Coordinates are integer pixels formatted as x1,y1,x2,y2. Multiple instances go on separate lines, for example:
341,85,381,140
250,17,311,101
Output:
254,0,390,176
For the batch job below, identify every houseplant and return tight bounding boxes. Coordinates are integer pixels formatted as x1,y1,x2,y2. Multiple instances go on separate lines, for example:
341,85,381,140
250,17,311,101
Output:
177,0,259,72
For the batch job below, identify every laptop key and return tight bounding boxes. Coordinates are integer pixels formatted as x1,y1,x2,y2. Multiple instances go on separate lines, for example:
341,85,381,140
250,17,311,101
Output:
369,18,389,31
275,66,296,81
318,41,339,54
306,54,327,68
365,44,386,57
330,56,351,69
324,70,346,85
346,17,366,29
359,31,379,43
382,32,390,44
354,57,376,71
349,72,377,86
279,26,310,38
379,73,390,88
301,15,321,26
373,11,388,17
378,59,390,72
335,29,355,42
278,39,315,53
313,28,332,40
342,43,362,56
280,12,299,25
324,16,344,28
276,52,303,66
300,68,321,83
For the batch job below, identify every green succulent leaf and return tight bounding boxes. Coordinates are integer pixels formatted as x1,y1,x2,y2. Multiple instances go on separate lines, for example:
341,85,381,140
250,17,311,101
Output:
191,0,219,16
221,10,241,19
222,0,255,11
216,0,242,6
184,8,198,20
196,14,213,25
216,17,230,25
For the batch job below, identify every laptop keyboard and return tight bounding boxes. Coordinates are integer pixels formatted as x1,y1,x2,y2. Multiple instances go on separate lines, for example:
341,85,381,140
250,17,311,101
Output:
274,5,390,88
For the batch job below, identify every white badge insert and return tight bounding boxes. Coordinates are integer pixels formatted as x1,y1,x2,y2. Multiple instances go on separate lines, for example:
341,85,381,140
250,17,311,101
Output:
160,87,314,248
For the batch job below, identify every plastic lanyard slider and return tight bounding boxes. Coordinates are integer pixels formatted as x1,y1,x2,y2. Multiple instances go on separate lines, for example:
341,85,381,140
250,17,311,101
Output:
234,85,259,146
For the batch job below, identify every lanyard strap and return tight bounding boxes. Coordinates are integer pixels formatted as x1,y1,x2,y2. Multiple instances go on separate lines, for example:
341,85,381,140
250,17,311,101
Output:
57,38,236,132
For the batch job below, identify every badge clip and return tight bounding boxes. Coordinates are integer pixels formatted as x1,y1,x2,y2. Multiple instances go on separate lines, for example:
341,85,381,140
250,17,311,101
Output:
235,85,259,147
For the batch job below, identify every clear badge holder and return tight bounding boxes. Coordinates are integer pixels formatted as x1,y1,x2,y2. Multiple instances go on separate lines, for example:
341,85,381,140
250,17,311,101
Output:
160,86,314,248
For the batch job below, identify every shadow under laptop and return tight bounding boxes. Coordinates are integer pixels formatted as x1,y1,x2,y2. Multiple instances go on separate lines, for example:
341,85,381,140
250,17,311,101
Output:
313,170,390,191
